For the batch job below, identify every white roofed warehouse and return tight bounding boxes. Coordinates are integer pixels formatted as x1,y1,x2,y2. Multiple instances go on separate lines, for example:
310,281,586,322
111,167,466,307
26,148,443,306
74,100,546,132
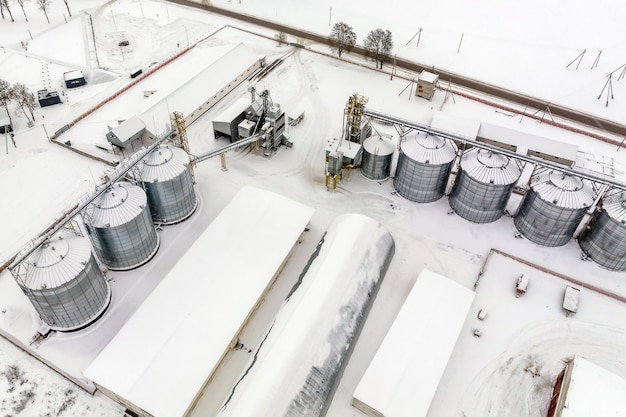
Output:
85,186,314,417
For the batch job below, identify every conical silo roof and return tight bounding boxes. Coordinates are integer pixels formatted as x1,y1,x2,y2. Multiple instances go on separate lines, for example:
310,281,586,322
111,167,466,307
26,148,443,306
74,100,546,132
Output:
401,133,456,164
531,171,595,209
138,145,189,183
603,192,626,223
461,149,521,185
21,235,92,289
86,182,148,228
363,135,395,156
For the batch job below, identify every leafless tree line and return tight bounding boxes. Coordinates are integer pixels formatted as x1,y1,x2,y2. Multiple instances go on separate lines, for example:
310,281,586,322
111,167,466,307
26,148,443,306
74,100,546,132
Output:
0,0,72,24
329,22,394,69
0,79,37,126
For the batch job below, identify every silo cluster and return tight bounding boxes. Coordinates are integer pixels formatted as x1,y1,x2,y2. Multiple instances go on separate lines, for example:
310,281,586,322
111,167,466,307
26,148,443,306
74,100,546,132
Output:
393,132,457,203
360,135,395,180
138,145,197,224
449,149,521,223
514,172,594,247
82,181,160,271
15,234,111,331
580,192,626,271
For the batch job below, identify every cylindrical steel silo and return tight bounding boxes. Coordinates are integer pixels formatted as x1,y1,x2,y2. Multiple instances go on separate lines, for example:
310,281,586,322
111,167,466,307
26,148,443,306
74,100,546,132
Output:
15,234,111,331
393,132,457,203
138,145,197,224
514,172,594,246
449,149,521,223
360,135,394,180
580,192,626,271
82,182,159,270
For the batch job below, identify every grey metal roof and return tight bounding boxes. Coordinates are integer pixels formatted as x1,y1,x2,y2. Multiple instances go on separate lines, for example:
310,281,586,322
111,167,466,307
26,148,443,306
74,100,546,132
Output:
139,145,189,183
531,171,595,209
401,132,456,165
363,135,395,156
603,192,626,223
85,182,148,228
21,234,92,289
461,149,521,185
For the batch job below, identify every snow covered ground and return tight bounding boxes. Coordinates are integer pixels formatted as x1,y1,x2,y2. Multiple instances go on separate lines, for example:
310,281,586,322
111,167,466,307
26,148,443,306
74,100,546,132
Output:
1,0,626,416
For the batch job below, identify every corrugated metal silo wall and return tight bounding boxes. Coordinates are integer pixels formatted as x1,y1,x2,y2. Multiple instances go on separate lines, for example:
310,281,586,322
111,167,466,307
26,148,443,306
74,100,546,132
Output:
449,170,515,223
393,149,453,203
514,190,587,247
580,211,626,271
361,149,392,180
88,206,159,270
25,253,110,330
144,168,196,224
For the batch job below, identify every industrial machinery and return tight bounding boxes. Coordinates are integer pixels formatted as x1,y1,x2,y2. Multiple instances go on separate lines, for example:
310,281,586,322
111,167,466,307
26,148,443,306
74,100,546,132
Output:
212,88,291,157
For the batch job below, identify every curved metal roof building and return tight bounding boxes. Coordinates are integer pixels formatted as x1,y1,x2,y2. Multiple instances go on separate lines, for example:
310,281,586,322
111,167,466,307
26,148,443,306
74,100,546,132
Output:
580,192,626,271
514,172,595,246
82,182,159,270
138,145,197,224
449,149,521,223
16,234,111,331
394,132,457,203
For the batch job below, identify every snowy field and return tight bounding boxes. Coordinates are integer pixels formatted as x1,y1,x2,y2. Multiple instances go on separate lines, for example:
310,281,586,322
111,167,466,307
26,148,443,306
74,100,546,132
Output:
1,0,626,416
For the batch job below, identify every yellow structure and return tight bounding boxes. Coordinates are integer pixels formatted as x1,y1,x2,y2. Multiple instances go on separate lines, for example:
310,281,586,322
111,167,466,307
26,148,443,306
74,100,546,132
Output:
170,111,195,183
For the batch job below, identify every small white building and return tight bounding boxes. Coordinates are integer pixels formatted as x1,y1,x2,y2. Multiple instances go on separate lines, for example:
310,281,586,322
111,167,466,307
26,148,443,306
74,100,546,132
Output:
546,356,626,417
352,269,475,417
85,186,314,417
63,70,86,88
416,70,439,100
105,115,147,148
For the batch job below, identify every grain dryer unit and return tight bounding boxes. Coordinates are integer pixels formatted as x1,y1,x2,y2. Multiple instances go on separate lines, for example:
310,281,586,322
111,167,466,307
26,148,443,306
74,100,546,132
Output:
82,182,159,270
514,172,595,247
580,192,626,271
11,234,111,331
449,148,521,223
360,135,395,181
138,145,197,224
394,132,457,203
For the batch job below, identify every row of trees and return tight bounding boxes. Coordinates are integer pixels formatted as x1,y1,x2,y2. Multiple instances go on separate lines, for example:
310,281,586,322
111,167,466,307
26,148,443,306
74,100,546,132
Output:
0,0,72,24
329,22,393,69
0,79,37,126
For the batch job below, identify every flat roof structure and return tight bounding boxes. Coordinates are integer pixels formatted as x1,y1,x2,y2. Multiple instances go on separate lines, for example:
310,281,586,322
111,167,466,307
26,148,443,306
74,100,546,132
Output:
478,122,578,166
63,69,84,81
85,186,314,417
352,269,475,417
550,356,626,417
107,115,146,147
430,111,481,140
136,43,265,129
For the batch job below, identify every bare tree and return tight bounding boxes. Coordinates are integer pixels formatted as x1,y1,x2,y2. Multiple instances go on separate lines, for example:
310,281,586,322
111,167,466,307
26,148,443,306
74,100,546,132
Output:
13,83,36,122
329,22,356,58
0,79,16,125
63,0,71,17
364,28,393,69
36,0,50,23
16,0,28,22
1,0,15,22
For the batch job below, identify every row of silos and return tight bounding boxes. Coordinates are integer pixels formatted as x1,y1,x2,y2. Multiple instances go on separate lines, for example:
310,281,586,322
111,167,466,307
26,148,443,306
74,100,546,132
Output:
14,145,197,331
368,131,626,272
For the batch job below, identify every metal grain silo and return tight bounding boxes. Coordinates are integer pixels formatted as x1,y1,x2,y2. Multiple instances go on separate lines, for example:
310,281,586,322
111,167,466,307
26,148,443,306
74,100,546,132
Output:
393,132,457,203
14,234,111,331
580,192,626,271
514,172,594,247
449,149,521,223
361,135,395,180
138,145,197,224
82,182,159,270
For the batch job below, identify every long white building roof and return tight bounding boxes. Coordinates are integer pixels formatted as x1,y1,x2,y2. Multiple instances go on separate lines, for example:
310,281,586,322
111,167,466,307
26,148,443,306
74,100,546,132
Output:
353,269,475,417
561,357,626,417
85,186,314,417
